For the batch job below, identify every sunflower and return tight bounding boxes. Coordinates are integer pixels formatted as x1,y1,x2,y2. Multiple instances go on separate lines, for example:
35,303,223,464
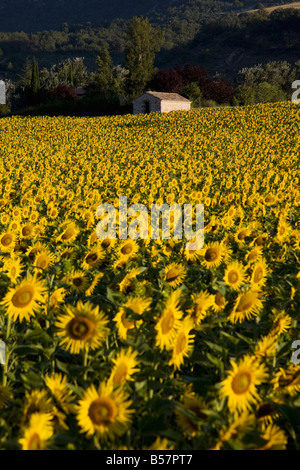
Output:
99,237,116,252
19,413,53,450
22,389,54,425
188,290,214,325
1,213,10,225
25,241,46,261
1,275,46,322
229,288,263,324
211,291,226,313
29,210,40,224
246,246,263,264
8,220,21,234
116,239,139,260
175,394,208,436
56,221,80,244
224,261,246,290
59,246,75,261
219,355,267,415
118,267,142,294
272,364,300,396
45,287,66,314
114,297,151,340
76,382,133,439
65,269,89,294
252,233,268,247
255,400,281,427
212,412,255,450
87,230,99,247
234,227,252,244
163,263,186,288
81,247,105,270
276,219,292,243
19,223,35,240
155,290,183,350
269,310,292,338
2,257,24,283
184,245,202,262
0,231,16,252
254,335,277,360
55,300,109,354
108,348,139,386
200,241,225,269
33,249,56,271
250,260,268,287
44,373,74,413
257,424,287,450
85,272,104,296
168,318,195,370
147,437,174,450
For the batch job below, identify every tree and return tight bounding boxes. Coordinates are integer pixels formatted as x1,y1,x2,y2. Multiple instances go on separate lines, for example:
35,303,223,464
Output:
50,84,77,101
148,69,183,94
125,17,162,97
254,82,286,103
31,57,40,94
56,58,87,87
182,82,202,107
235,84,255,106
68,63,74,87
203,76,234,104
93,48,122,97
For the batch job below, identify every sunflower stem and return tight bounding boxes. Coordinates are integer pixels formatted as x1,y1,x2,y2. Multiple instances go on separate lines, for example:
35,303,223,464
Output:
83,348,89,380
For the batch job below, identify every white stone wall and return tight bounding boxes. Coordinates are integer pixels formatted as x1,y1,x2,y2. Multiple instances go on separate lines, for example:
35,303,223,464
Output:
160,100,191,113
133,94,161,114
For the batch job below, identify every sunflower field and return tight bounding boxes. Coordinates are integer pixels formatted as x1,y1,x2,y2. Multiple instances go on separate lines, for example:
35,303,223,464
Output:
0,101,300,450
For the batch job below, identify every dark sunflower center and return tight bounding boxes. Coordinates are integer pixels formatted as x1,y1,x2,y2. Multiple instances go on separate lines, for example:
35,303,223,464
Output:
1,234,12,246
101,239,111,249
88,398,117,426
256,403,274,418
205,248,218,262
68,316,95,340
228,271,238,283
121,244,133,255
215,292,225,307
73,277,83,287
86,253,98,264
231,371,251,394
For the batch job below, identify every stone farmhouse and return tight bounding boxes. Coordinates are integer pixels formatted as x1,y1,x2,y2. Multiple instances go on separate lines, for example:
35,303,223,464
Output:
132,91,191,115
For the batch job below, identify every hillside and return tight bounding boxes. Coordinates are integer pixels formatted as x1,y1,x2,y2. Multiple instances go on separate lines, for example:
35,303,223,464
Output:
245,1,300,12
0,1,300,82
0,0,170,32
0,0,291,32
0,0,230,32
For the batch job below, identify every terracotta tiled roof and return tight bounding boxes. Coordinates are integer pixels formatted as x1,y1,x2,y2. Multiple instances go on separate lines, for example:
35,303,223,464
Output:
141,91,191,102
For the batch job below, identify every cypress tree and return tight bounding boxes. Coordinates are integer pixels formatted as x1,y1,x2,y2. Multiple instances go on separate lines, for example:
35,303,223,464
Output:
125,17,162,98
68,63,74,86
31,57,40,94
94,48,121,97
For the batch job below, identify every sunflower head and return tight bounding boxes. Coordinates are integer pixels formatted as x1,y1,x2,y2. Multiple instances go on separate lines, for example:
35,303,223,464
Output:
55,300,109,354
